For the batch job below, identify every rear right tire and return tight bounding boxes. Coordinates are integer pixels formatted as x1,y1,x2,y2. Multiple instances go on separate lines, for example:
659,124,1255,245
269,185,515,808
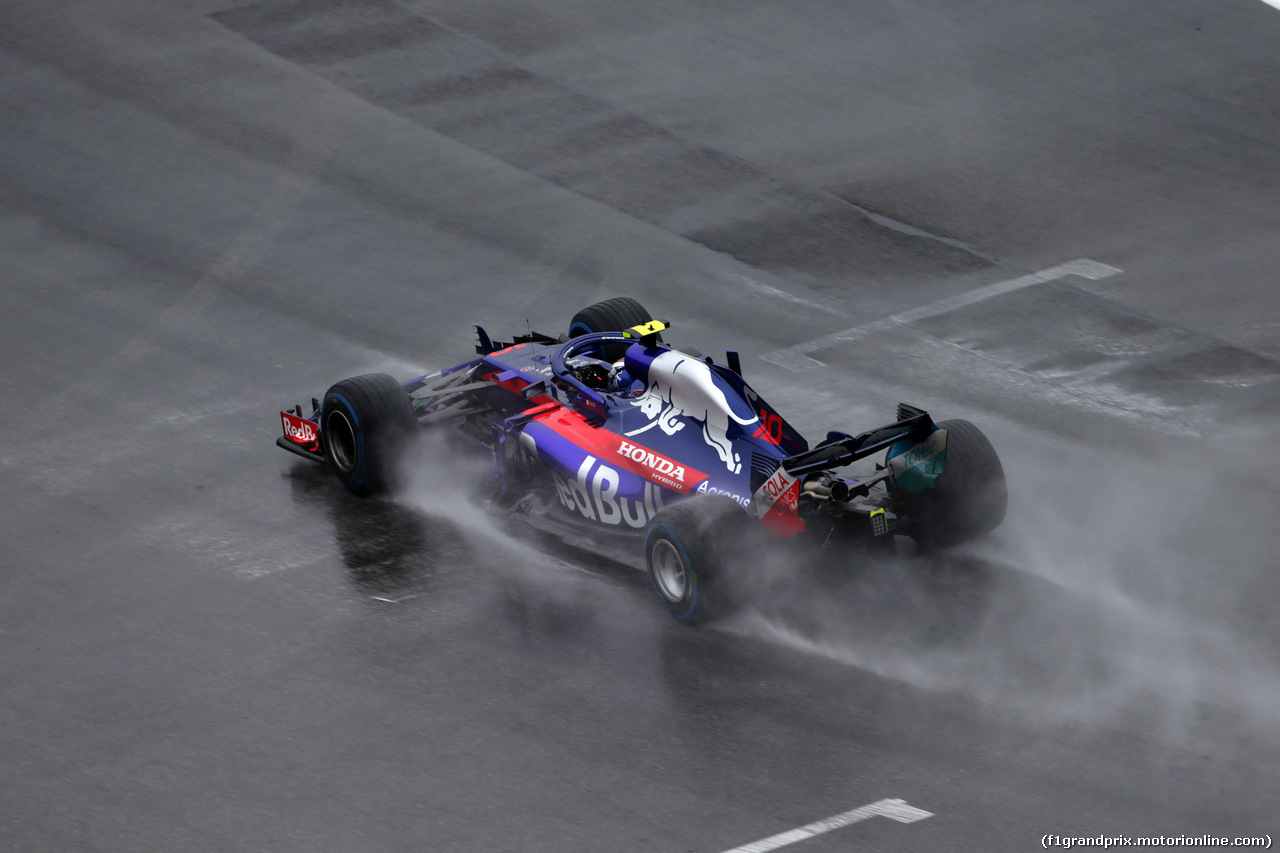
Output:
568,297,654,337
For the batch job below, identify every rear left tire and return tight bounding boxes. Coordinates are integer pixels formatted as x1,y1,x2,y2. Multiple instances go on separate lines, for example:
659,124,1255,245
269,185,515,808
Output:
644,495,749,623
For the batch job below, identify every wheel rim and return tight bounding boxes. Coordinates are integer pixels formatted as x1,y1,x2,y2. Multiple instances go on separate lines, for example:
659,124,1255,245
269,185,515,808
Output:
651,539,688,602
324,408,357,473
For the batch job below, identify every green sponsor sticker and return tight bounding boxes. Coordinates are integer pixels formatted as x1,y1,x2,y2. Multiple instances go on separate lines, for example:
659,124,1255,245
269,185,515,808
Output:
887,428,948,494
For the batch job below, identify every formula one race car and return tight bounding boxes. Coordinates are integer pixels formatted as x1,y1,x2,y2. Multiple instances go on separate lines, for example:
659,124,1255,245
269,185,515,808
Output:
277,297,1007,622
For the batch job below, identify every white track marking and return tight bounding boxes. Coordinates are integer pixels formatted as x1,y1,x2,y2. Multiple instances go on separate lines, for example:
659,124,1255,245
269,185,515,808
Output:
720,270,832,312
716,798,933,853
1262,0,1280,11
761,259,1122,371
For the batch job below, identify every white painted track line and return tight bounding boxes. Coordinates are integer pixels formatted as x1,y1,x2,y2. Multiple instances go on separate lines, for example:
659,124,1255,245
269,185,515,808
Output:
761,258,1122,371
1262,0,1280,11
716,798,933,853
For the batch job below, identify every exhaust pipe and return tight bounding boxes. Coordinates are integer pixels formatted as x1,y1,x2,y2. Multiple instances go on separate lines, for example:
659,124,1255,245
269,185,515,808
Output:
801,474,850,502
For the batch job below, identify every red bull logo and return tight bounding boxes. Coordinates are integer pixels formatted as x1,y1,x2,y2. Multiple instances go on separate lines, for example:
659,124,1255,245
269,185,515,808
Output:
281,412,318,446
553,456,666,528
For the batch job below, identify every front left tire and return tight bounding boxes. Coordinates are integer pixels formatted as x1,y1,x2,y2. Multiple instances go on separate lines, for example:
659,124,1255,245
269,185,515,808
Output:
644,495,749,623
320,373,417,496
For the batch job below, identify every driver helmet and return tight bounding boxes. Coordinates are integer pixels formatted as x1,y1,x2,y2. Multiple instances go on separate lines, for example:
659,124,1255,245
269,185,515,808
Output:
565,354,612,390
609,358,643,396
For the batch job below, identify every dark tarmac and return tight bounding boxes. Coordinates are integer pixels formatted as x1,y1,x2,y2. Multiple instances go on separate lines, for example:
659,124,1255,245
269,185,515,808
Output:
3,1,1279,850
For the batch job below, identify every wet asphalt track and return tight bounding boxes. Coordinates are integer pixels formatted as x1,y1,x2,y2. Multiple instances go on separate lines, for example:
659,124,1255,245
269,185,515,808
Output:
3,0,1280,850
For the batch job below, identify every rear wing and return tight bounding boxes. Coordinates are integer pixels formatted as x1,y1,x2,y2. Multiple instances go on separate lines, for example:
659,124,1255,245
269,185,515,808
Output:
781,403,934,476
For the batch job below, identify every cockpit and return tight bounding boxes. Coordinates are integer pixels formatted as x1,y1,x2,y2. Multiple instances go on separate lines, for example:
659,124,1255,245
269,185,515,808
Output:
563,353,643,396
554,326,661,402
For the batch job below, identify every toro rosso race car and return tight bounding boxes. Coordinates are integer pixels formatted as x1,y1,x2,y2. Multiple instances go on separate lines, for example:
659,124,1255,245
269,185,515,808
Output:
277,297,1007,622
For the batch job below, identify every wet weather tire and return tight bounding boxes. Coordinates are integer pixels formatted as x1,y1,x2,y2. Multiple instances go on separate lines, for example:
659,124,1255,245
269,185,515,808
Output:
909,418,1007,549
320,373,417,496
644,495,748,624
568,297,654,337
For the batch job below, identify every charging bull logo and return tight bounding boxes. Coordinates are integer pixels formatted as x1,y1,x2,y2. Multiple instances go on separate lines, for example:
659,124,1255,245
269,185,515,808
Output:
624,351,758,475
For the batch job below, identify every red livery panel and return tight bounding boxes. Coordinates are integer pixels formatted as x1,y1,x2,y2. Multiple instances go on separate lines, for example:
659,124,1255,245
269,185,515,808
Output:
281,411,319,450
532,405,709,495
